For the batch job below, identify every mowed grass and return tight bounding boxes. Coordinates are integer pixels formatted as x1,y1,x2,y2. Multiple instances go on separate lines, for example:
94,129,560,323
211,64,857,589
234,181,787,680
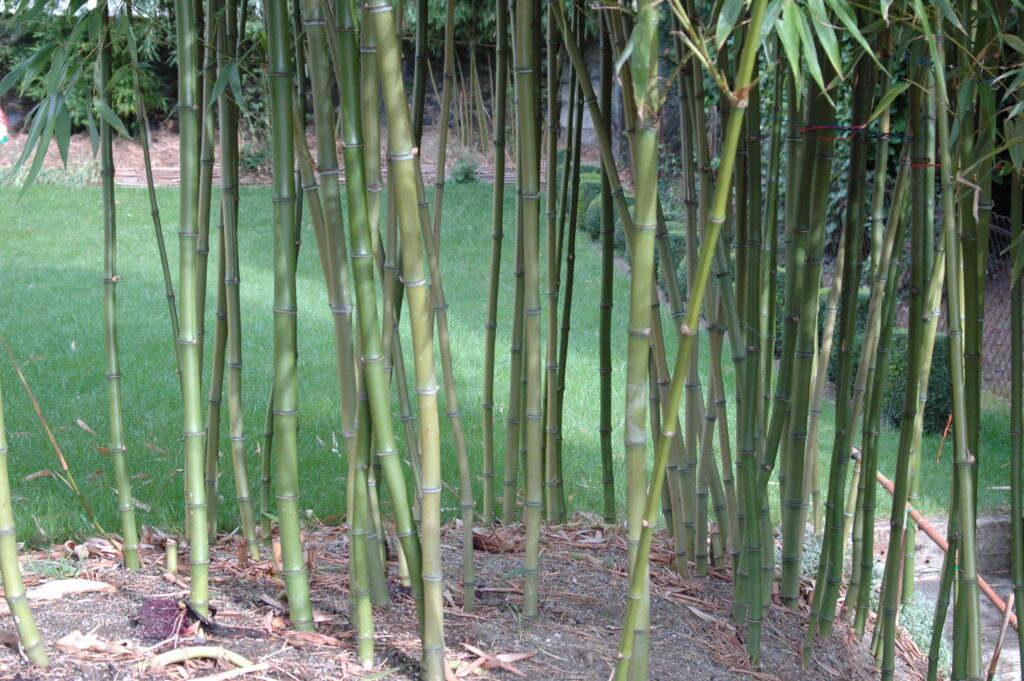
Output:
0,179,1014,545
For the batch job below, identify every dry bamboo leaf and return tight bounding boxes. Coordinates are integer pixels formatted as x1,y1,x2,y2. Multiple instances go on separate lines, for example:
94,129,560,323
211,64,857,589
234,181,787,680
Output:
284,631,345,647
56,630,144,657
75,419,97,436
27,578,115,601
22,469,54,482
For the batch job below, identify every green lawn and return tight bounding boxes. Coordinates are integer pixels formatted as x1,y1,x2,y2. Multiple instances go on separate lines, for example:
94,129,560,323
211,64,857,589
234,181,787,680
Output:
0,180,1013,545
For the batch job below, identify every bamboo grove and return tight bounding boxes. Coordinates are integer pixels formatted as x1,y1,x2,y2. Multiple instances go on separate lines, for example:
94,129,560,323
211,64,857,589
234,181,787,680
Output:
1,0,1023,679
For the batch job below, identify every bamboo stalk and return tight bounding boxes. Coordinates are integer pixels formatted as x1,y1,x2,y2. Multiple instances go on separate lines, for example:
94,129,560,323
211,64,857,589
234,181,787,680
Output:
217,0,259,559
264,0,313,631
614,0,770,671
175,0,211,615
367,2,445,675
0,380,49,665
481,0,510,526
98,3,140,570
1010,170,1024,676
597,18,616,525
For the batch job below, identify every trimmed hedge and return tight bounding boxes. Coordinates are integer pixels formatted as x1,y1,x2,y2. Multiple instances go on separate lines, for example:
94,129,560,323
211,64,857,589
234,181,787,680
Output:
825,328,952,434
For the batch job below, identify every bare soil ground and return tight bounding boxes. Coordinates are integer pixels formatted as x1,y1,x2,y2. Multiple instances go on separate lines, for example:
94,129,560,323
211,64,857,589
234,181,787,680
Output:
0,519,926,681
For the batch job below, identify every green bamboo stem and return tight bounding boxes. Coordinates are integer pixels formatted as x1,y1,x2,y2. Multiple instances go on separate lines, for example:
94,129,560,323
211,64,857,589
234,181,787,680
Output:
614,0,770,671
194,2,218,373
301,0,359,475
597,20,615,524
360,7,384,258
204,228,228,540
807,226,846,539
512,0,544,622
807,43,879,643
98,4,140,571
407,134,476,610
874,206,946,675
350,392,375,666
1009,171,1024,669
125,0,180,377
368,2,445,675
411,0,428,145
175,0,211,615
264,0,313,631
430,0,455,246
553,73,584,525
501,224,526,525
260,384,274,544
333,0,411,617
481,0,509,526
619,0,663,665
779,79,836,606
914,5,981,677
853,158,911,635
0,310,50,665
217,0,259,560
542,0,562,524
902,62,935,609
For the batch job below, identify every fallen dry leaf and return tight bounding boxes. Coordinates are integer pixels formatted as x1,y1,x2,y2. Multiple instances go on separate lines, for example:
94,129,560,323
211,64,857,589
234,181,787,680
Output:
22,469,54,482
284,631,346,647
27,578,115,601
75,419,97,436
56,630,144,657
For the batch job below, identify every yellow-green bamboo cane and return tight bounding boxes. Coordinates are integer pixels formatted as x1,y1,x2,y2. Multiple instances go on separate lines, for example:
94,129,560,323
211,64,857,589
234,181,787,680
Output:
98,3,140,570
264,0,314,631
0,378,48,666
367,2,446,675
615,0,770,672
513,0,544,620
481,0,509,525
913,3,982,675
174,0,211,615
217,0,260,559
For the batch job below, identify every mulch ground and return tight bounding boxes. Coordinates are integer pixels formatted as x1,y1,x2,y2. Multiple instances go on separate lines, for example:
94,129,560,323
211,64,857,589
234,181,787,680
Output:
0,517,927,681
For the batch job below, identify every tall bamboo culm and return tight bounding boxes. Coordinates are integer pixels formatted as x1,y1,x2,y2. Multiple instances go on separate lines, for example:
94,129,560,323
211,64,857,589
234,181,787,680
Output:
174,0,211,614
0,377,48,666
263,0,314,631
481,0,509,526
367,2,445,677
98,3,140,571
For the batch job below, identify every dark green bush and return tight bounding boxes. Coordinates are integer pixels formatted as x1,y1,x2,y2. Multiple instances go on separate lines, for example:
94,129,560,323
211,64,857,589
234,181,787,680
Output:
824,328,951,434
1,13,171,130
881,330,952,435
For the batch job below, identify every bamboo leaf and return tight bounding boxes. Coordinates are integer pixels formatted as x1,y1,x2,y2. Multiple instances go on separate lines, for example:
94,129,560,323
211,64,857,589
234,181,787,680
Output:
759,0,785,48
1003,33,1024,55
791,3,825,93
934,0,965,33
881,0,894,24
94,99,130,138
825,0,879,67
55,99,71,167
19,96,59,194
778,4,804,91
868,81,910,125
716,0,745,50
1006,117,1024,171
86,112,100,155
808,0,842,76
208,61,242,109
613,32,635,76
